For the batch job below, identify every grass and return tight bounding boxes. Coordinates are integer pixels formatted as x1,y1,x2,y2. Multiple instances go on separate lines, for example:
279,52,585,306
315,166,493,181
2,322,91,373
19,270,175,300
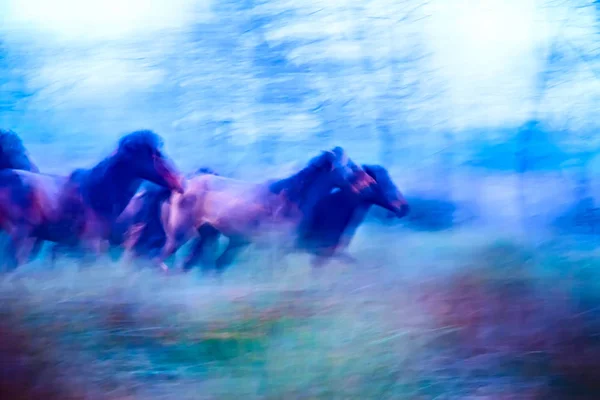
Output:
2,227,600,399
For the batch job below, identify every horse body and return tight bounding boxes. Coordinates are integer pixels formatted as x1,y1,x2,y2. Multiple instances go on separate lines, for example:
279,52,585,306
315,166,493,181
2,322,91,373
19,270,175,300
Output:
3,172,75,242
164,175,299,251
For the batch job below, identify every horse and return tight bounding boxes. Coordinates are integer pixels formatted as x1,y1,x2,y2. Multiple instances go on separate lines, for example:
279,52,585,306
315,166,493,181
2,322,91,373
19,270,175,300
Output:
113,167,220,262
295,164,409,266
0,130,184,271
182,164,409,272
156,147,386,274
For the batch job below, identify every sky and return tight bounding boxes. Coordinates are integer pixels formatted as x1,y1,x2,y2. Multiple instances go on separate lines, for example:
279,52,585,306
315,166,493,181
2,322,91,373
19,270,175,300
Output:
1,0,212,41
1,0,598,137
426,0,547,128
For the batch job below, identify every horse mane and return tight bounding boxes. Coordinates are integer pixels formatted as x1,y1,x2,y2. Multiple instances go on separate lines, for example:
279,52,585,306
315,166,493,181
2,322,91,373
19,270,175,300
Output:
75,130,166,219
0,129,38,172
268,151,335,206
361,164,387,180
118,129,164,152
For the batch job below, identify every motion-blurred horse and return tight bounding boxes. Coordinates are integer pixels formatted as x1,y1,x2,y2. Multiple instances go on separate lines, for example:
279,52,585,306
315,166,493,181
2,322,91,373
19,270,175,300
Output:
296,164,409,266
0,130,184,271
114,167,220,261
157,147,384,274
183,164,409,272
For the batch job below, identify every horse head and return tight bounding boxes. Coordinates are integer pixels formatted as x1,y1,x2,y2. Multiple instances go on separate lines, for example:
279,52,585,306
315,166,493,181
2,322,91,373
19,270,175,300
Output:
269,146,371,219
361,164,409,218
0,129,39,172
116,130,184,194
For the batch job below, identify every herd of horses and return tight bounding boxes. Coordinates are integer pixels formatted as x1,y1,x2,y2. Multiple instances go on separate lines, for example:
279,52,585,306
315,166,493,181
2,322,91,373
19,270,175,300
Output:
0,128,410,276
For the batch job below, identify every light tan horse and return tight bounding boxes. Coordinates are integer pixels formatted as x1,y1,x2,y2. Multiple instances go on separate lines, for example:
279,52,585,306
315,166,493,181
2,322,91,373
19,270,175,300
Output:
156,147,378,273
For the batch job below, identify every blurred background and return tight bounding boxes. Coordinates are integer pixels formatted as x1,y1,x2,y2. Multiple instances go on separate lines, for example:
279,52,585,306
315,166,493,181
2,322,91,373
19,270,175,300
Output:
2,0,600,399
2,0,600,235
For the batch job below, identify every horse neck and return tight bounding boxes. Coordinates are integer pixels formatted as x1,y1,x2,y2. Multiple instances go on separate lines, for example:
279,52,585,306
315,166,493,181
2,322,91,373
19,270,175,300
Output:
322,190,368,231
83,155,142,219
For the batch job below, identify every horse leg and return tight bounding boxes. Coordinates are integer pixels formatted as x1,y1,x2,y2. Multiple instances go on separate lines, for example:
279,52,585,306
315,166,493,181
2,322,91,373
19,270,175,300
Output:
50,243,67,266
182,225,220,273
182,237,206,273
82,239,107,266
156,235,180,272
28,238,44,262
200,231,220,276
4,224,34,272
50,242,84,268
121,223,145,265
157,221,196,273
309,246,336,280
214,237,250,276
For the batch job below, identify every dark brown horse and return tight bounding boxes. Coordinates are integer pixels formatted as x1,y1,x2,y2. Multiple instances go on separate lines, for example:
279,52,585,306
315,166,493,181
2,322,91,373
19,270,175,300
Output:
296,164,409,266
0,130,184,271
156,147,383,274
182,164,409,272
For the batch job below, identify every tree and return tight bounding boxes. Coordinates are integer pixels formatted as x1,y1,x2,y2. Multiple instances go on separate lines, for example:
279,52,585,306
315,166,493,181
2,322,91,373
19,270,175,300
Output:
532,0,600,232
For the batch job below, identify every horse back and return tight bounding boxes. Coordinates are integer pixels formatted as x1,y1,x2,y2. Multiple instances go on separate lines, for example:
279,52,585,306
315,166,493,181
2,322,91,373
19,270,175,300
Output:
0,170,63,237
6,171,66,217
167,174,291,237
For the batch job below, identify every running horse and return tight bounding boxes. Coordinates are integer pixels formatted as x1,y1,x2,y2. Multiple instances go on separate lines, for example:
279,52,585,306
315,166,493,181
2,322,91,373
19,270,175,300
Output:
0,130,184,271
182,164,409,271
156,147,386,274
296,164,409,266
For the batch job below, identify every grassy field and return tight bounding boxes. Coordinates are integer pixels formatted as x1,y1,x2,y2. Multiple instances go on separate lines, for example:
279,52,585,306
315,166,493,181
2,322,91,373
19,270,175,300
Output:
1,225,600,399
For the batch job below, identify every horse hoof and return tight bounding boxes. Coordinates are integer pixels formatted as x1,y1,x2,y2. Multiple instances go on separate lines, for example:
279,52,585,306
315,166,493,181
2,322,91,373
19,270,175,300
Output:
158,262,169,271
